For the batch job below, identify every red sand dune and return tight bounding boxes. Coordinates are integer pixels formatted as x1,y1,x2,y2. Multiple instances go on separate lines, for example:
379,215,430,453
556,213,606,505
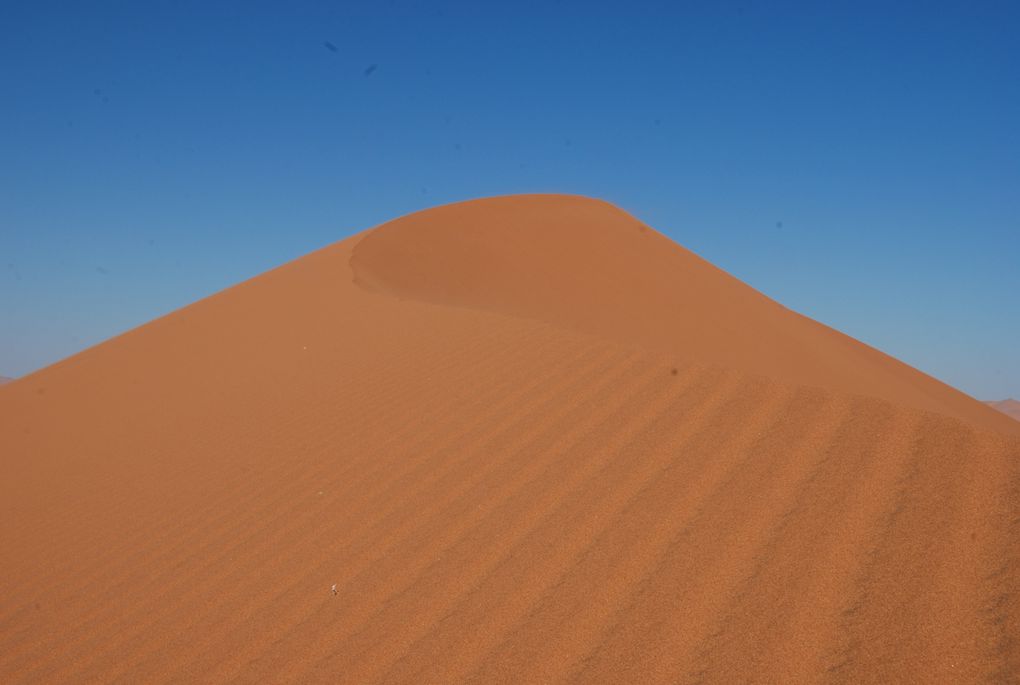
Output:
988,399,1020,422
1,194,1018,683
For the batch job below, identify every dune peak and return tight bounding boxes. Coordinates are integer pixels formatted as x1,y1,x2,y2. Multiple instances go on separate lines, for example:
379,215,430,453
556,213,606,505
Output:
987,398,1020,421
352,194,1016,434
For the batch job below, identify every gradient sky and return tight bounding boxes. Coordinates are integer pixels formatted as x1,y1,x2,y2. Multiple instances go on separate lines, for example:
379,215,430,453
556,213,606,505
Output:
2,1,1018,398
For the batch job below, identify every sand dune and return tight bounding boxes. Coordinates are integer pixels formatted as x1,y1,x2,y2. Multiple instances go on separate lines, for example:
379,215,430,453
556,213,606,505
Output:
988,399,1020,422
0,376,12,385
1,194,1017,683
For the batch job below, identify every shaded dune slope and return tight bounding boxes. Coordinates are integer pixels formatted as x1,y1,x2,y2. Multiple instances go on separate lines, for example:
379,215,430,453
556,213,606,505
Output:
1,195,1018,683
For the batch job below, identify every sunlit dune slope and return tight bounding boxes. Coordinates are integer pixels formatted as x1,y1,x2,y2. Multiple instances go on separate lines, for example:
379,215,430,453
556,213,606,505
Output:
1,194,1017,684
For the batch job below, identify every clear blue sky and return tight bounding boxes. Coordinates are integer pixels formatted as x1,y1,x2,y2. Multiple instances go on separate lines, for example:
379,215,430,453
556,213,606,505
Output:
2,1,1018,398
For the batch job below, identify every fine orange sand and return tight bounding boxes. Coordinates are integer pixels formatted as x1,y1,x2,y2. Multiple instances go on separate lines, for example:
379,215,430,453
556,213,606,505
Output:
988,399,1020,422
1,194,1018,684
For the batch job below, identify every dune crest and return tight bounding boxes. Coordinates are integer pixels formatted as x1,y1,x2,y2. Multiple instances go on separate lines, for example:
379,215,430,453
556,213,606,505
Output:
1,195,1018,683
352,194,1016,434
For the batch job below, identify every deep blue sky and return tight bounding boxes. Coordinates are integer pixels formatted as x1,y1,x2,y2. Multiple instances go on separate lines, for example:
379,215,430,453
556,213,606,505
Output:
2,1,1018,398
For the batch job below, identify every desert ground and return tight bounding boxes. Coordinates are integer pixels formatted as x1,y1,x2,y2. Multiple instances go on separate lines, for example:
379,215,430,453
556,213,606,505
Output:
1,195,1018,683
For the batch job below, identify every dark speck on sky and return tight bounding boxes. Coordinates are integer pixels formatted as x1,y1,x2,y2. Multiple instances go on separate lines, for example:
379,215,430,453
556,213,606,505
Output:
323,41,338,53
364,64,378,76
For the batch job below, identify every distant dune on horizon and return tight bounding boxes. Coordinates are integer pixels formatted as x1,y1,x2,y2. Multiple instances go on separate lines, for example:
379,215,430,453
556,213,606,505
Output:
1,194,1018,683
0,376,12,385
987,398,1020,421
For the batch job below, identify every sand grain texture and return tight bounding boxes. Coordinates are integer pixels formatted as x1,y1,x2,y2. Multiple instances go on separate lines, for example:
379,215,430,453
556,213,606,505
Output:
1,195,1018,684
